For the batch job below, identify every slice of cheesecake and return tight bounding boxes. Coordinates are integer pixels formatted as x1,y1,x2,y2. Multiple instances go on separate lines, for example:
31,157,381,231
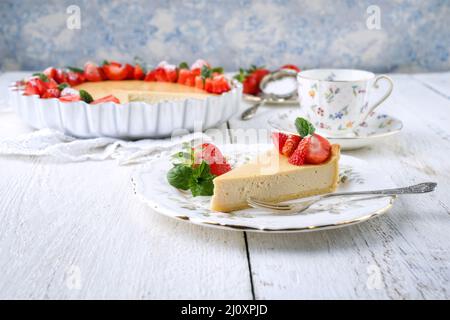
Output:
210,144,340,212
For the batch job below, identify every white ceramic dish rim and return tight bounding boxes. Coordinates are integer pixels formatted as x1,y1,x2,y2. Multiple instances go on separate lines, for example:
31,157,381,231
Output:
8,80,242,139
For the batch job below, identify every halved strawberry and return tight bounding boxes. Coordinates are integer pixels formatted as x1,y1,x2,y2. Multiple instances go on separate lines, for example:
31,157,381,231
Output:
41,88,61,99
24,78,47,96
24,82,40,96
177,69,191,85
194,143,231,176
125,64,135,80
281,135,301,157
54,69,69,84
91,95,120,105
195,76,204,89
103,62,130,80
59,94,81,102
43,67,58,80
288,138,308,166
67,71,85,86
134,64,145,80
144,69,157,81
154,67,168,82
204,78,213,92
271,132,289,153
304,134,331,164
210,75,231,94
84,62,104,82
185,75,196,87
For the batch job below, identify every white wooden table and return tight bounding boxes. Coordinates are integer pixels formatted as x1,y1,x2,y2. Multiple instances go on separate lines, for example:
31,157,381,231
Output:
0,72,449,300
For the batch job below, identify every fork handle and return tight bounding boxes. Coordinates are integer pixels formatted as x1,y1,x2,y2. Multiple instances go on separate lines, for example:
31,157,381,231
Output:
325,182,437,198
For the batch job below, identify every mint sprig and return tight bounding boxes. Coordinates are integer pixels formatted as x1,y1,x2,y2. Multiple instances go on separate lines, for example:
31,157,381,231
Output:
79,89,94,103
295,117,315,137
167,144,216,197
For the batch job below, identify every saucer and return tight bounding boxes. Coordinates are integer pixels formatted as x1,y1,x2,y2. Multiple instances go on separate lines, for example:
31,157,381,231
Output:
268,109,403,150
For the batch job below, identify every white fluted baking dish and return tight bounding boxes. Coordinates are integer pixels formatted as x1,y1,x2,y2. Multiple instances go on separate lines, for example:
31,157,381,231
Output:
8,82,242,139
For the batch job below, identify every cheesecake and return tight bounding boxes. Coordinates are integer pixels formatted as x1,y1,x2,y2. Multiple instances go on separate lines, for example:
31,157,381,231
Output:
21,59,232,104
210,145,340,212
73,81,213,103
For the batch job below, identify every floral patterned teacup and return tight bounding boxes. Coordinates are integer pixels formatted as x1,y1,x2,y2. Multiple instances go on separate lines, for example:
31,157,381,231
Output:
297,69,393,137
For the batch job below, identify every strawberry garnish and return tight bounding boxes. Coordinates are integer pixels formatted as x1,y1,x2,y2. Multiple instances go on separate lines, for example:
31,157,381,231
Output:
91,95,120,105
59,94,81,102
195,75,204,89
284,117,332,166
84,62,105,82
67,71,85,86
194,143,231,176
177,69,193,85
41,88,61,99
281,135,301,157
43,67,58,80
235,65,269,95
103,62,130,80
271,132,289,153
210,75,230,94
304,134,331,164
288,138,308,166
280,64,301,73
54,69,68,84
133,64,145,80
24,78,47,96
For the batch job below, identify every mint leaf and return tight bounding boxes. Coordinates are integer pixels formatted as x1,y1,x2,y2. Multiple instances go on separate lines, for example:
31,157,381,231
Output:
211,67,224,74
179,62,189,69
66,66,84,73
295,117,315,137
79,89,94,103
32,72,49,82
201,65,212,79
102,60,110,66
167,165,193,190
190,177,214,196
57,82,69,91
190,161,216,196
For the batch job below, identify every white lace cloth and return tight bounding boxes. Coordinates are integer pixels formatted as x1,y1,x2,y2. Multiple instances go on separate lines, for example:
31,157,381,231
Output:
0,129,210,165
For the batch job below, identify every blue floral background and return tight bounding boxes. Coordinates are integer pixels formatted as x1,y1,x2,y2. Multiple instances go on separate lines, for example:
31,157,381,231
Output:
1,0,449,73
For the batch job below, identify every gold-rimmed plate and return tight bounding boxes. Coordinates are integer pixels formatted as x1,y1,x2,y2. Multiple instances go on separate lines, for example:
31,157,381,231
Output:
131,144,396,233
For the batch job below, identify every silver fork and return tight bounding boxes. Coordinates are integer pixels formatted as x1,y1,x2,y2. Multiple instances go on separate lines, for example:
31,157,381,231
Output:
247,182,437,214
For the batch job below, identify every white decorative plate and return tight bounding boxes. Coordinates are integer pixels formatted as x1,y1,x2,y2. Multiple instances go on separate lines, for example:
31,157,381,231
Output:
8,82,242,139
268,109,403,150
132,144,396,233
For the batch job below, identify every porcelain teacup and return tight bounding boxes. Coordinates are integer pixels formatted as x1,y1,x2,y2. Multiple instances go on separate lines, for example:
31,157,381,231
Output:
297,69,393,137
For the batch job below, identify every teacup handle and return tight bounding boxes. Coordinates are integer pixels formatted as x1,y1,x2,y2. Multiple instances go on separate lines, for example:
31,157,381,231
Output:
360,75,394,125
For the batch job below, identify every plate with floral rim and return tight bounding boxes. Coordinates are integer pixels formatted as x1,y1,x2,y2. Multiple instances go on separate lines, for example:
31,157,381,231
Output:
268,109,403,150
131,143,396,233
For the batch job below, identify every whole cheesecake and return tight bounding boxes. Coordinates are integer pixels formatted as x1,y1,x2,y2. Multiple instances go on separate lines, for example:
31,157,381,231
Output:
73,80,214,103
210,145,340,212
